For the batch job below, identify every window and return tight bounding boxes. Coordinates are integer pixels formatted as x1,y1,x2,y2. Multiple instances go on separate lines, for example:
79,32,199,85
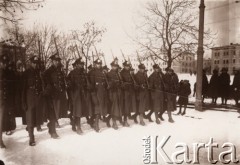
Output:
223,60,225,64
226,60,229,64
227,51,229,55
214,60,216,64
233,59,236,63
233,50,236,55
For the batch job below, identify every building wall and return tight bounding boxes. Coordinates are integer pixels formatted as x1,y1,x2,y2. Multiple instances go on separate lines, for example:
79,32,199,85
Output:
211,44,240,74
124,53,195,74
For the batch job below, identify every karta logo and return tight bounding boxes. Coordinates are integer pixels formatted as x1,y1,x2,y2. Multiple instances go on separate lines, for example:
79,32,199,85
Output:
142,136,239,164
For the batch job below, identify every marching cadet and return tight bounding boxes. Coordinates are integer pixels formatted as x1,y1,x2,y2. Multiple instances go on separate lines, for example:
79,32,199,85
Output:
148,64,165,124
85,64,95,127
120,61,137,126
107,60,123,130
44,53,69,138
22,56,45,146
163,67,178,123
0,55,16,148
68,58,86,135
5,61,17,135
134,64,150,125
102,65,111,127
89,59,109,132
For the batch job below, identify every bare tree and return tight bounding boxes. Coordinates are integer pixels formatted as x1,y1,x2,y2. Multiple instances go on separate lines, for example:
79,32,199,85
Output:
0,0,44,24
135,0,214,67
71,21,106,69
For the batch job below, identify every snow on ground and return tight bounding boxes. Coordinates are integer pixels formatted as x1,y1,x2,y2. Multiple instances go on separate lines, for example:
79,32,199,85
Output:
1,74,240,165
0,108,240,165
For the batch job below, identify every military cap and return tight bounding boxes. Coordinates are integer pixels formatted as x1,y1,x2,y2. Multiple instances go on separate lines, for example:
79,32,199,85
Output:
138,63,145,69
165,67,173,72
94,58,102,65
102,65,109,71
221,67,228,72
88,64,93,70
153,64,160,69
123,60,131,67
110,60,119,67
49,53,61,61
74,58,84,65
29,56,39,64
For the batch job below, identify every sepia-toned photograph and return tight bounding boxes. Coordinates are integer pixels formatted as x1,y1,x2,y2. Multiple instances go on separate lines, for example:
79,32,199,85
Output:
0,0,240,164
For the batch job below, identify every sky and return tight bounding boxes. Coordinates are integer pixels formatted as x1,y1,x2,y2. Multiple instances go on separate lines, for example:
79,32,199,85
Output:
2,0,240,59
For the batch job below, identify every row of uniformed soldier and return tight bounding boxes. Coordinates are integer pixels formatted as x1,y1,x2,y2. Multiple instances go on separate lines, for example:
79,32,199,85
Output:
0,53,179,148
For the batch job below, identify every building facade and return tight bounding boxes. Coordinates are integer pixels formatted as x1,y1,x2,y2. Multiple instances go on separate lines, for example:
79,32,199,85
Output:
211,43,240,74
124,52,195,74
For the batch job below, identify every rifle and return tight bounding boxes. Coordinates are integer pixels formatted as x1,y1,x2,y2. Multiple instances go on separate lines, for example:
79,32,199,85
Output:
37,38,45,92
120,49,126,61
75,44,81,59
136,51,149,88
149,53,166,89
53,36,69,100
127,56,137,85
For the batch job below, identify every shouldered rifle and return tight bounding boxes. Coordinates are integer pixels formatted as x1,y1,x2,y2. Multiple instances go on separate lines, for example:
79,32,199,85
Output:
111,49,123,84
53,36,69,99
38,37,45,92
127,56,137,86
136,51,149,89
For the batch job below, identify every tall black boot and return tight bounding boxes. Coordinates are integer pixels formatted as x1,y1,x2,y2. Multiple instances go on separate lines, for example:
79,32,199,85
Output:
139,114,145,126
123,115,130,127
48,120,60,139
167,111,174,123
155,112,160,124
76,117,83,135
72,117,76,132
105,115,111,128
158,112,165,121
146,110,154,122
28,127,36,146
94,114,100,132
112,117,118,130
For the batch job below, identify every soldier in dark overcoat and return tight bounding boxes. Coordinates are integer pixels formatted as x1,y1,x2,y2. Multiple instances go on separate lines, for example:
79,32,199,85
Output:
134,64,150,124
107,60,123,130
120,61,138,126
22,56,45,146
89,59,109,132
177,80,191,116
0,55,16,148
44,53,68,138
208,69,219,104
232,69,240,107
85,64,95,127
68,59,87,134
163,67,178,123
148,64,165,124
218,67,230,105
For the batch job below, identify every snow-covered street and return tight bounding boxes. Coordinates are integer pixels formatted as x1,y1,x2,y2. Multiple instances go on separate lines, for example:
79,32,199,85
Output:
0,104,240,165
